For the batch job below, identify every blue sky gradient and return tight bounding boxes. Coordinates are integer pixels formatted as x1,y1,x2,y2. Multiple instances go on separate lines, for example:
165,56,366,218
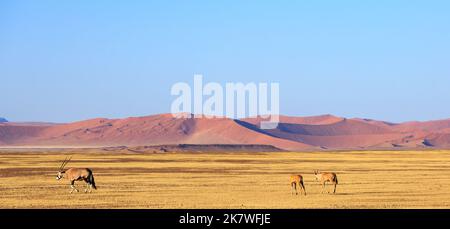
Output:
1,0,449,122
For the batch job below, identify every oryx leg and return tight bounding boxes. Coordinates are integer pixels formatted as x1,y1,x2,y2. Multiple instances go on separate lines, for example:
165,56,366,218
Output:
290,183,293,195
83,178,89,193
321,181,326,194
333,183,337,194
291,182,297,195
87,178,93,193
70,180,79,193
300,182,306,196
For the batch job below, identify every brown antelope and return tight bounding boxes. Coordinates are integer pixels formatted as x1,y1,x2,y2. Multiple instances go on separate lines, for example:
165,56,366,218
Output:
290,175,306,196
314,170,338,194
56,156,97,193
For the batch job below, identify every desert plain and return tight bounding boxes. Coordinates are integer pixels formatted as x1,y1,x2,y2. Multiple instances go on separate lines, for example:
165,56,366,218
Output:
1,148,450,209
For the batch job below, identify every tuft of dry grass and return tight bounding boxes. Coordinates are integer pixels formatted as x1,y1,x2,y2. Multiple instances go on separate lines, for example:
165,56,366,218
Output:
1,149,450,209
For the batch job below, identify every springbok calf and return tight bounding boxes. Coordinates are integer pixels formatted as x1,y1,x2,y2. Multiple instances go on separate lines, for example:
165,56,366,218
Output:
290,175,306,195
314,170,338,194
56,156,97,193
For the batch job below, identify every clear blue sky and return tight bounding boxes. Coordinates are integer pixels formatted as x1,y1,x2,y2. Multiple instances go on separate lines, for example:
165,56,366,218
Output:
1,0,449,123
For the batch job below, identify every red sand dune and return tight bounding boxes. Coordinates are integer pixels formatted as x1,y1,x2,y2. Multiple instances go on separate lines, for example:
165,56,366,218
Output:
392,119,450,132
242,114,344,126
0,114,310,151
1,114,450,150
240,118,405,148
438,128,450,134
424,133,450,147
0,123,49,144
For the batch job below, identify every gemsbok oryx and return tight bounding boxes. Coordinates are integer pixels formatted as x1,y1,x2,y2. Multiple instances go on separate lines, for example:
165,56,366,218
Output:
314,170,338,194
56,156,97,193
290,175,306,196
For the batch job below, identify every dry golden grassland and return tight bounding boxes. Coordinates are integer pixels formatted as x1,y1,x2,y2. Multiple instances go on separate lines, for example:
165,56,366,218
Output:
1,149,450,209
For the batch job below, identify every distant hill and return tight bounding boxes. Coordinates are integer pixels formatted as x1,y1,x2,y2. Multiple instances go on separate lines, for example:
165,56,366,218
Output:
1,113,450,151
0,117,8,123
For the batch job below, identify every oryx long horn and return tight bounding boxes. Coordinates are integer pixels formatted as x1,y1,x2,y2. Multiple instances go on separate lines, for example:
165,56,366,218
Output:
63,156,72,168
59,156,72,170
59,156,68,171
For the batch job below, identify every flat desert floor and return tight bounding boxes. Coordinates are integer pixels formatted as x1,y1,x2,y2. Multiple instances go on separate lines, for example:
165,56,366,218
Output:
1,149,450,208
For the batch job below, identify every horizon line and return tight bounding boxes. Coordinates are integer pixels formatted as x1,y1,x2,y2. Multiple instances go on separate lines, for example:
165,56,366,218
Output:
2,112,450,125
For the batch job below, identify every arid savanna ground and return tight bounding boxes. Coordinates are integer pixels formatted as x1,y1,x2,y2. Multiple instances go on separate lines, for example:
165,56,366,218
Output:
1,149,450,208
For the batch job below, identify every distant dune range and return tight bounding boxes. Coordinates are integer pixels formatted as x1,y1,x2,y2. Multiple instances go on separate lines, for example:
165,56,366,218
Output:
1,113,450,151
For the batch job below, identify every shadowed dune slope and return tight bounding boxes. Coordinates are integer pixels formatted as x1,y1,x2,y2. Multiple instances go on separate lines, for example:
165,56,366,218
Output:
424,133,450,147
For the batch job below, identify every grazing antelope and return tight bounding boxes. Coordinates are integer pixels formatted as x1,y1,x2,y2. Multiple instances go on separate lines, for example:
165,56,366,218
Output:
56,156,97,193
314,170,338,194
290,175,306,196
